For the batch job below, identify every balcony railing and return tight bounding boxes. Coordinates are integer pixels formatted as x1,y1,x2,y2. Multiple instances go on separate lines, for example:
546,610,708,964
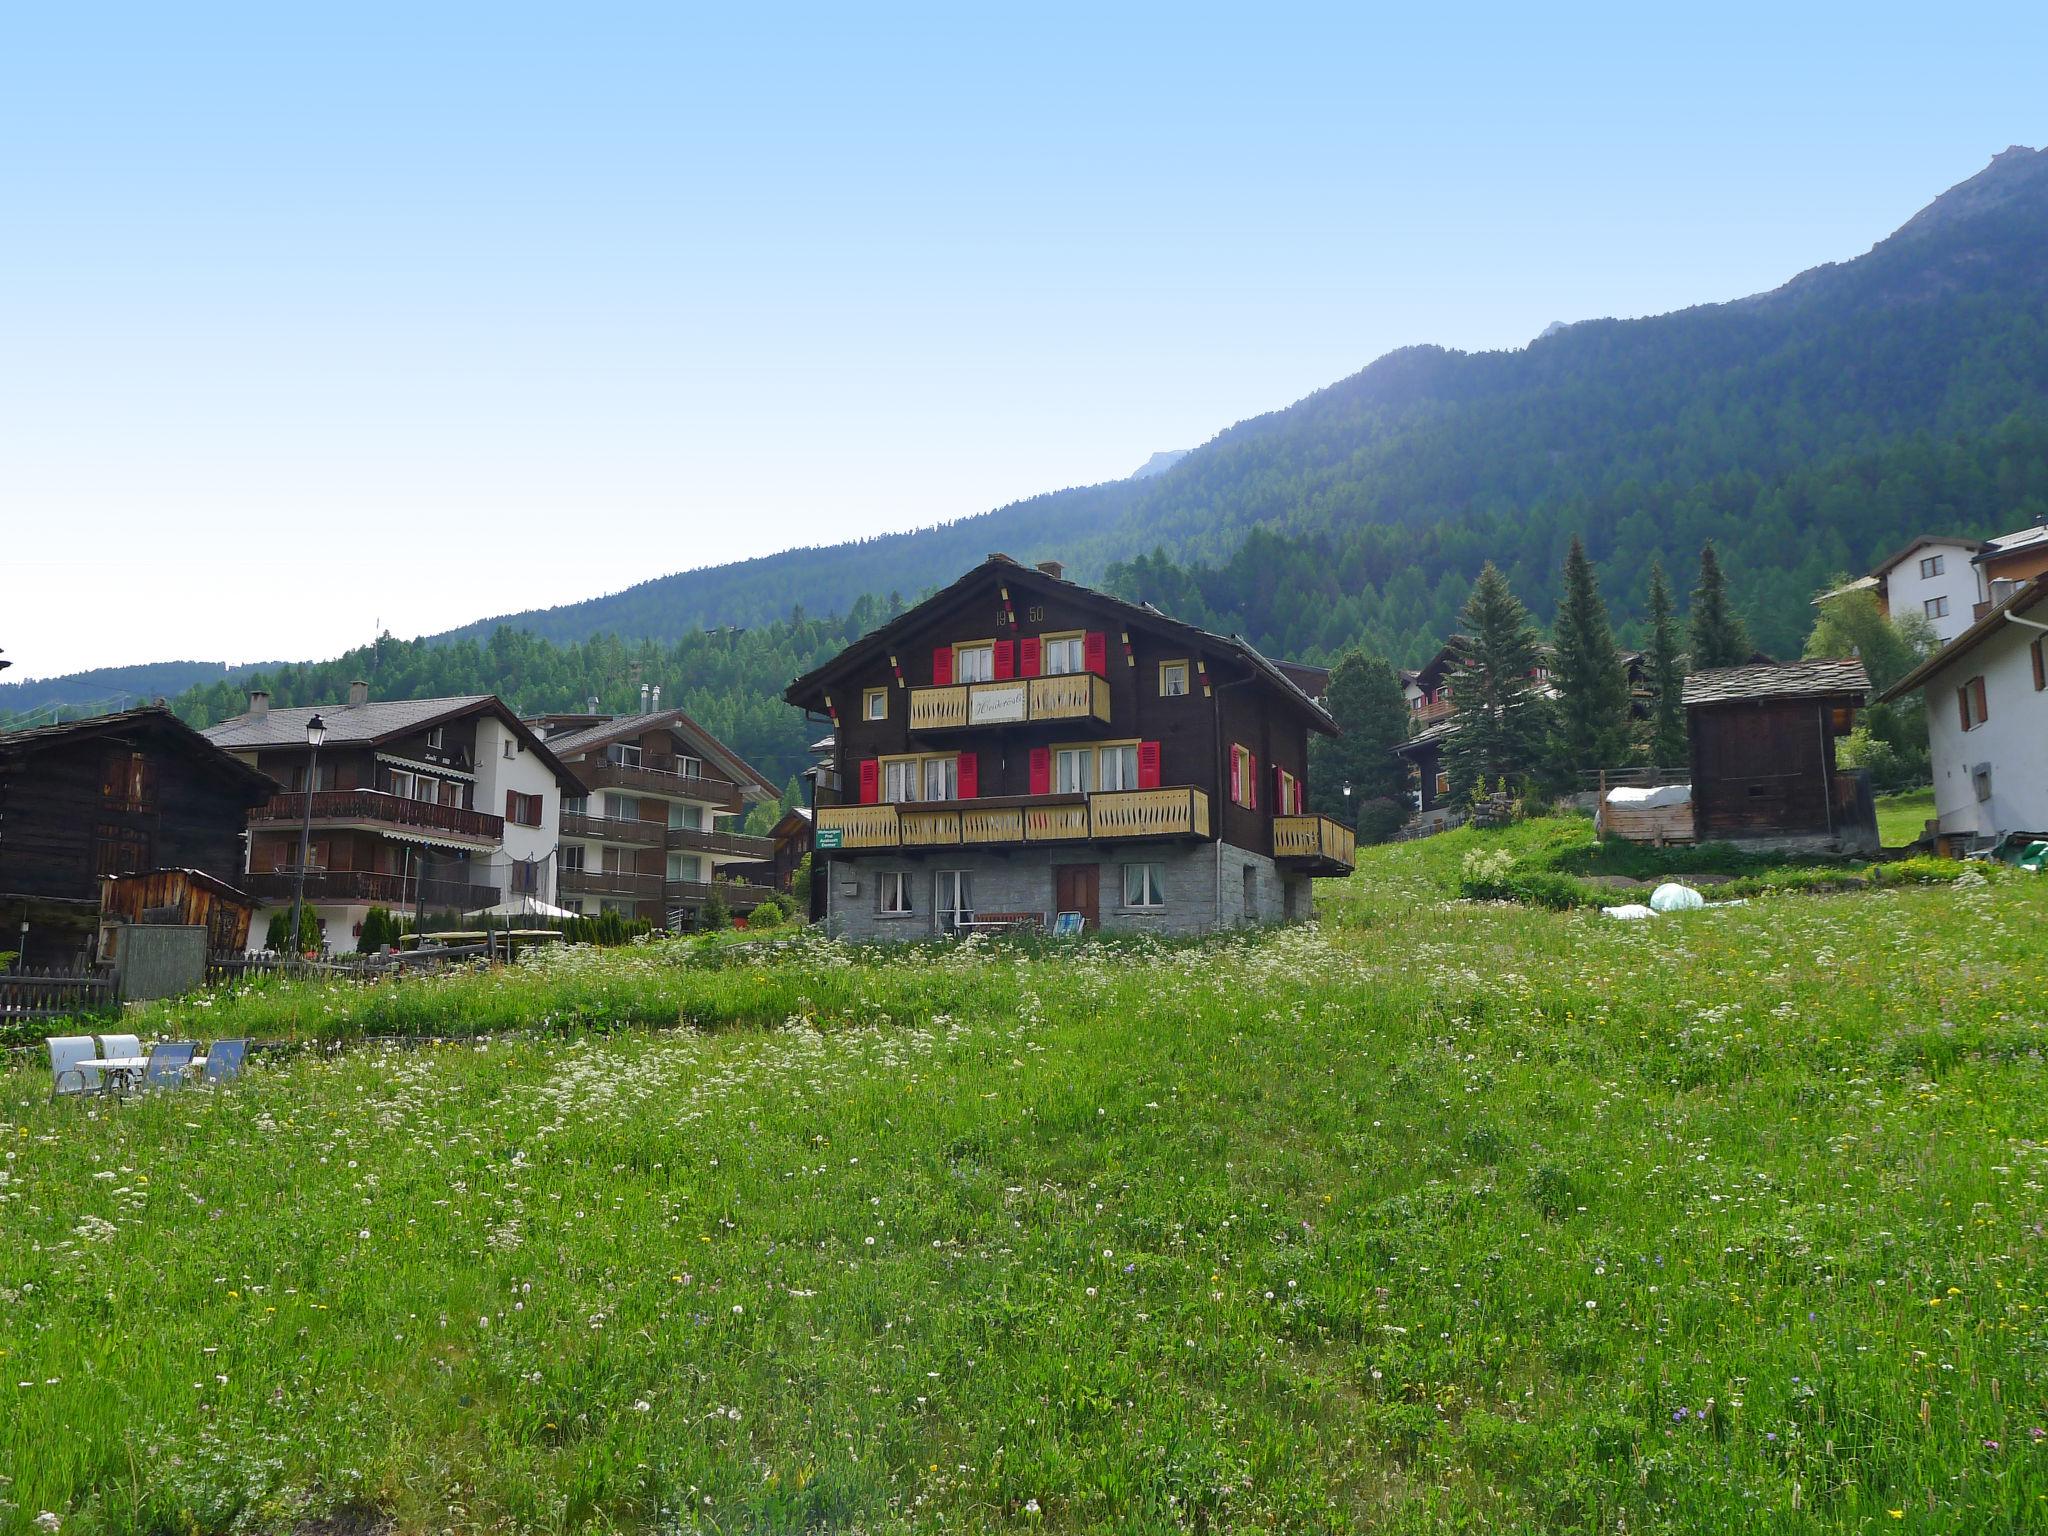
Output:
816,787,1209,852
581,760,742,807
249,789,503,843
559,867,664,900
664,877,781,910
244,869,501,909
665,826,774,858
1410,697,1454,724
560,809,663,845
1272,814,1357,872
907,673,1112,732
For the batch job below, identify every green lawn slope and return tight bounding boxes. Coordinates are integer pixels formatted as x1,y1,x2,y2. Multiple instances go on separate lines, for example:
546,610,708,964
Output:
3,823,2044,1532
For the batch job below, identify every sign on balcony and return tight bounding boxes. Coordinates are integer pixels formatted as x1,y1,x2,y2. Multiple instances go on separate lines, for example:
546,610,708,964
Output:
816,828,844,850
969,683,1028,725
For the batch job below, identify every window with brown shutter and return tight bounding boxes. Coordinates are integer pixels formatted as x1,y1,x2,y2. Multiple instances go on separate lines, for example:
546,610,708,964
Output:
2034,637,2046,692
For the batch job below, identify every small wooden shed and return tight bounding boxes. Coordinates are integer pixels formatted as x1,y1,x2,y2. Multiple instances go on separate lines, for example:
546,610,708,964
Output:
1681,660,1878,852
99,867,258,955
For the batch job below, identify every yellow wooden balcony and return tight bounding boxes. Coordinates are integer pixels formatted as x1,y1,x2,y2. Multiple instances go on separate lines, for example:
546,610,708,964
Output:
1272,813,1356,874
904,673,1111,732
815,788,1210,852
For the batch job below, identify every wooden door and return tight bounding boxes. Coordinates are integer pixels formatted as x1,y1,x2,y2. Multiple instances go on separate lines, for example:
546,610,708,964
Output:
1053,864,1099,930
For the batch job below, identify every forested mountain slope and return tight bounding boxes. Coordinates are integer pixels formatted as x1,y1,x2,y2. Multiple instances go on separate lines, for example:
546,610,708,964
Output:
438,146,2048,649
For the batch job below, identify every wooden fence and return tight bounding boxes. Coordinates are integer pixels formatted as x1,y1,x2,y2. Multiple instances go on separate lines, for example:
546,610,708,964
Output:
0,967,118,1021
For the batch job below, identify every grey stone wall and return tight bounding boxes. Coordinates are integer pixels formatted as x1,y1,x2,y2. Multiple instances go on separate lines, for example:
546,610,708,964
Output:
821,843,1314,941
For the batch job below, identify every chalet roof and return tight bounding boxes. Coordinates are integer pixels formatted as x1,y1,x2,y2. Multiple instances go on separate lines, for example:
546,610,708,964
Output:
538,707,779,802
1813,574,1881,606
1975,521,2048,562
203,694,580,791
1866,534,1987,579
783,555,1338,733
101,866,258,908
1681,659,1870,708
0,706,278,797
1391,716,1461,757
1881,577,2048,701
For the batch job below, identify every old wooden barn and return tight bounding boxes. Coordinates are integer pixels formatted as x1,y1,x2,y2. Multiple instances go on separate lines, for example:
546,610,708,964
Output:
1681,660,1879,854
0,708,277,965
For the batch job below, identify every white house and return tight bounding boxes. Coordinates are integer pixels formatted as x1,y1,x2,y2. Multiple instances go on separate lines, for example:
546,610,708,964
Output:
1816,535,1987,645
1882,578,2048,848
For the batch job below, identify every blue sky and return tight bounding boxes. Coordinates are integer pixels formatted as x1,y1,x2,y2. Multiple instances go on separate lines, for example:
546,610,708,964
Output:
5,2,2044,677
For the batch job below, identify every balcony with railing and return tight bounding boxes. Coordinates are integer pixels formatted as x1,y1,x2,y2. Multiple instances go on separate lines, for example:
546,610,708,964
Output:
244,867,501,909
906,673,1112,733
580,759,742,807
1272,814,1357,876
665,877,781,910
559,866,665,902
1410,696,1454,725
665,825,774,859
816,787,1209,852
560,809,664,845
248,790,503,845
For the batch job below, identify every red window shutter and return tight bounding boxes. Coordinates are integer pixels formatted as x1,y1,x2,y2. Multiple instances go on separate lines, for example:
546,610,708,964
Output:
992,641,1014,680
932,648,954,686
1273,765,1285,810
1249,754,1258,809
1974,676,1989,724
858,759,880,804
1083,631,1107,676
1019,637,1042,677
1028,747,1051,796
957,752,978,799
1136,740,1161,789
505,790,516,820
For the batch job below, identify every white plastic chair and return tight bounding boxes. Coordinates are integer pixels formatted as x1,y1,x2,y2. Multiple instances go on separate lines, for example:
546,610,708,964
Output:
143,1041,198,1089
47,1036,103,1098
97,1033,142,1061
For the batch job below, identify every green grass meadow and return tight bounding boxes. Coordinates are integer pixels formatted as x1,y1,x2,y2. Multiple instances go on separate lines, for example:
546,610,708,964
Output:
3,819,2045,1533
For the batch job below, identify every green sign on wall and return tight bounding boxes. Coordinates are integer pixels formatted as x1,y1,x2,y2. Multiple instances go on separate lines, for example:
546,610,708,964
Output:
816,828,844,850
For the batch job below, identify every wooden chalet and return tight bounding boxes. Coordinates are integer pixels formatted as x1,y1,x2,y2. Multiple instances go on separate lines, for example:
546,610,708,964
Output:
1681,660,1878,853
532,706,781,925
0,707,277,966
784,556,1352,938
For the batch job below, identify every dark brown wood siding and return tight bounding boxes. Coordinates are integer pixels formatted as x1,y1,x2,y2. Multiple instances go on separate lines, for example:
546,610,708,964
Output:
1688,698,1843,840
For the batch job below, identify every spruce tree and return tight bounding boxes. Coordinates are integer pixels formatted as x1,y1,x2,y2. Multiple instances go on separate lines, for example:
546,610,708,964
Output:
1549,535,1634,781
1307,648,1410,815
1688,542,1753,669
1644,560,1689,768
1444,563,1551,803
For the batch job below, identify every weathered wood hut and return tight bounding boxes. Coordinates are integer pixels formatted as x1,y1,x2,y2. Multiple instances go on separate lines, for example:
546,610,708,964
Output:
99,867,258,955
1681,661,1878,853
0,707,277,965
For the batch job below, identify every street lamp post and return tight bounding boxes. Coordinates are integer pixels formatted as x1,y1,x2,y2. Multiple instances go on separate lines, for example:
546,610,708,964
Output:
287,713,327,962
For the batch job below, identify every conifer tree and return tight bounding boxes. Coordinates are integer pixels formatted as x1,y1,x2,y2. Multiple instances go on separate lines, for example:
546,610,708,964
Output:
1644,560,1689,768
1444,563,1551,802
1688,542,1753,669
1548,535,1634,781
1307,648,1410,816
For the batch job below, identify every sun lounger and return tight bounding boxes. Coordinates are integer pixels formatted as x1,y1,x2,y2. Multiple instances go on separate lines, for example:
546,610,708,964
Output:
143,1041,198,1089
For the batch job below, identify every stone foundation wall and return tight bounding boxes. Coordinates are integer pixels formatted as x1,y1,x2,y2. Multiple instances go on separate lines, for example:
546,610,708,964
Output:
821,843,1312,942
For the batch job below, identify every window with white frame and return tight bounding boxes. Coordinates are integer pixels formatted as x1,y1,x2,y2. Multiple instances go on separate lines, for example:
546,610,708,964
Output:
936,870,973,929
1054,746,1093,794
1096,742,1138,791
1159,659,1189,697
1920,554,1944,578
678,755,705,779
612,743,643,768
1123,863,1165,908
604,791,639,821
955,644,995,683
427,726,445,749
1042,634,1085,675
923,755,958,801
884,759,920,803
1925,595,1949,619
880,870,914,915
864,688,888,721
561,845,587,872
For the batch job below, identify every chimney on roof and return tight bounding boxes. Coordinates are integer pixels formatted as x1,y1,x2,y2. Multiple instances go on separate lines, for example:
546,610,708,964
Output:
1036,559,1065,580
247,689,270,717
638,683,651,714
587,695,599,713
650,684,661,712
347,680,369,708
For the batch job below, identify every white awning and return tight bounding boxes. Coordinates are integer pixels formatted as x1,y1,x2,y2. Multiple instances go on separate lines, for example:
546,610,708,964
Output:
381,828,496,852
376,752,477,784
